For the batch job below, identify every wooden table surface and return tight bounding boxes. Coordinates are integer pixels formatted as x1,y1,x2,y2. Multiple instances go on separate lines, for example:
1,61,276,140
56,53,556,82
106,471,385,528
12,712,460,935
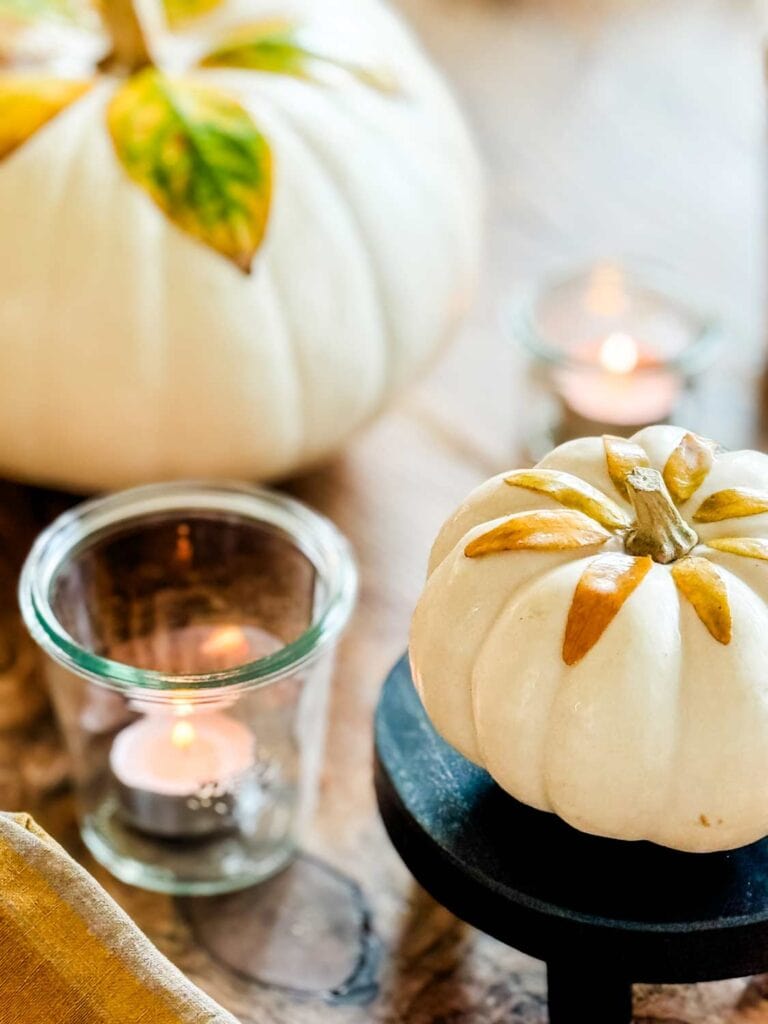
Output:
3,1,768,1021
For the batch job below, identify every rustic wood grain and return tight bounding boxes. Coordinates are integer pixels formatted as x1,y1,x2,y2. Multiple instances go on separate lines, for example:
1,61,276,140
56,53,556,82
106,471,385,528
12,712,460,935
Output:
2,1,768,1021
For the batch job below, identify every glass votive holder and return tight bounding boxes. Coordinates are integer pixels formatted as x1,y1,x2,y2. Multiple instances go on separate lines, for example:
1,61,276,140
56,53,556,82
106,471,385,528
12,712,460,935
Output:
510,263,722,459
19,482,357,895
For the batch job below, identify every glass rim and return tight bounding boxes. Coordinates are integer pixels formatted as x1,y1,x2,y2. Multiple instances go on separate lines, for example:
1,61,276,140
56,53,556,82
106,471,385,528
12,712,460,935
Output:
506,269,723,377
19,480,358,696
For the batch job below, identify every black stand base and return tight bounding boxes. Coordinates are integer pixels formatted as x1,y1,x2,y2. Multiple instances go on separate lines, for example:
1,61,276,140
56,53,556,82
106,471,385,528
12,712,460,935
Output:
547,963,631,1023
374,656,768,1022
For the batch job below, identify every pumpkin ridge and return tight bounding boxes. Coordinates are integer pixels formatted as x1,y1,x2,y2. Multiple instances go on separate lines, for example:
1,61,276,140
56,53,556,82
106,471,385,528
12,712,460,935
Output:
44,85,101,277
261,261,307,462
262,93,401,399
472,552,602,787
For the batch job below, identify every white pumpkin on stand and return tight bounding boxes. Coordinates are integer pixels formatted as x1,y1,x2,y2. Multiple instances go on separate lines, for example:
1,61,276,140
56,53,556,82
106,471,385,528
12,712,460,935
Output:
0,0,480,490
411,425,768,853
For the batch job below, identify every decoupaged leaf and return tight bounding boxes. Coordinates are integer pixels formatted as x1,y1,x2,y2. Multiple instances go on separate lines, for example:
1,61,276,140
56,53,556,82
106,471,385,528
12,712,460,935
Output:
200,18,398,94
693,488,768,524
504,469,630,532
662,433,715,504
0,0,91,25
464,510,610,558
163,0,222,28
603,435,650,498
562,553,652,666
671,557,731,645
706,537,768,561
0,77,91,160
107,68,271,272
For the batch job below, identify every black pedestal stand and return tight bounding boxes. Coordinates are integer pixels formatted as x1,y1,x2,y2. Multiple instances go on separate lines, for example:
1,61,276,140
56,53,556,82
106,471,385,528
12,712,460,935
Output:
373,656,768,1022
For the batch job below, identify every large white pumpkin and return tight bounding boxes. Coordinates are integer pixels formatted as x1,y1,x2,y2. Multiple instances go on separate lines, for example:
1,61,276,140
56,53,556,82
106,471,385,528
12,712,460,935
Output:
0,0,480,490
411,425,768,853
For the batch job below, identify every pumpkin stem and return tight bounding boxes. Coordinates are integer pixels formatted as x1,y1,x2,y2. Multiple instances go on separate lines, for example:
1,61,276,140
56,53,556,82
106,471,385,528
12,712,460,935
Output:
99,0,153,73
624,466,698,564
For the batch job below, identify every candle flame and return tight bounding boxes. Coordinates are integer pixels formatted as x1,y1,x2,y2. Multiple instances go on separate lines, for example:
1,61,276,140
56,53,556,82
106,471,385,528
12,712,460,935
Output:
171,719,196,750
174,523,193,563
200,626,248,659
599,332,639,375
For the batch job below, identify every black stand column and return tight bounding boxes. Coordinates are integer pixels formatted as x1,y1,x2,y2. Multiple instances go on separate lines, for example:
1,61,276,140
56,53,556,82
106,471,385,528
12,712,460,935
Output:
546,962,631,1024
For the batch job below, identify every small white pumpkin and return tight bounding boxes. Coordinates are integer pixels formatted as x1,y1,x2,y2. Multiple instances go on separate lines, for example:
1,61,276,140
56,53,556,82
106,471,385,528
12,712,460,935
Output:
0,0,480,490
410,425,768,853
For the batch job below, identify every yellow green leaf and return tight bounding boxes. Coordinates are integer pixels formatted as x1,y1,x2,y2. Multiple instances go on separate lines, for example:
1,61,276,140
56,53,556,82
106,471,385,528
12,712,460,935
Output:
163,0,222,28
693,488,768,524
464,510,610,558
504,469,630,532
0,0,90,25
662,433,715,504
199,18,398,94
563,553,652,666
0,77,91,160
107,68,271,272
706,537,768,561
671,557,731,644
603,435,650,498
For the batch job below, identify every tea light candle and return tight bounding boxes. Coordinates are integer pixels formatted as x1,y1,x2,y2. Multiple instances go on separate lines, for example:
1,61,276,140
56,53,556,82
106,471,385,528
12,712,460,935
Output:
109,623,280,838
513,262,720,454
110,711,254,838
555,330,681,426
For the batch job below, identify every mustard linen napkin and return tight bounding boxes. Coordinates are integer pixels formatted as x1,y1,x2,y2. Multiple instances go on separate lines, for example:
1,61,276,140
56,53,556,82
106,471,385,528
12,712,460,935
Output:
0,812,240,1024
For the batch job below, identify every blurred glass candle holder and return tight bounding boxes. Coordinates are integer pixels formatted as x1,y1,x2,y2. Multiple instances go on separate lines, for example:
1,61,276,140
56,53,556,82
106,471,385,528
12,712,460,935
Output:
511,263,722,458
19,482,357,895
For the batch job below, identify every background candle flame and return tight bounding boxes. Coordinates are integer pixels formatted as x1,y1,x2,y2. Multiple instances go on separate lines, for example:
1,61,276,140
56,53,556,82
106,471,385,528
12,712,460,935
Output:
200,625,249,660
599,332,640,375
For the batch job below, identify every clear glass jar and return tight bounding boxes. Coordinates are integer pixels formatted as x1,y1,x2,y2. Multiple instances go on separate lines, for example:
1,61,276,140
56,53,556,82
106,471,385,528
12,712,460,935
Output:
509,263,722,460
19,482,357,895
